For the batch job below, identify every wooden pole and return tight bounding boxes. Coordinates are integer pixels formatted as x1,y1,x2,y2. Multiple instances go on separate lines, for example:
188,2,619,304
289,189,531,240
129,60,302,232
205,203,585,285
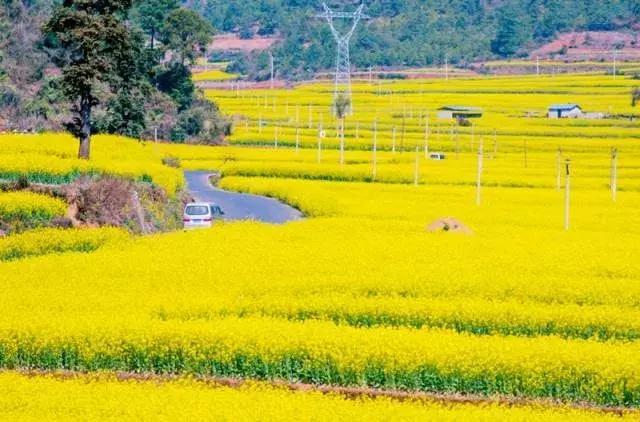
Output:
392,126,397,153
493,129,497,158
476,137,483,206
340,118,345,166
274,126,278,149
258,114,263,134
564,159,571,231
317,124,322,163
556,147,562,191
424,115,430,158
372,121,378,181
414,145,420,186
611,147,618,202
295,126,300,152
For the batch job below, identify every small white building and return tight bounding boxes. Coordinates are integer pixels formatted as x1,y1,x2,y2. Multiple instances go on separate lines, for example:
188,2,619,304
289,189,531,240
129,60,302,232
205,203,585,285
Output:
548,104,583,119
437,106,483,120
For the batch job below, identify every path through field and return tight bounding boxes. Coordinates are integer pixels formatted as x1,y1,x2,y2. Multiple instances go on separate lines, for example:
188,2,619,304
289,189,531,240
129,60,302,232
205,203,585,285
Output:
184,171,303,224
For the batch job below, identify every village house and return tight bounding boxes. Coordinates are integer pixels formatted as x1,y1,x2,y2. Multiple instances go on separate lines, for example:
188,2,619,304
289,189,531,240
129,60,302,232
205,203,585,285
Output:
437,106,483,120
548,104,583,119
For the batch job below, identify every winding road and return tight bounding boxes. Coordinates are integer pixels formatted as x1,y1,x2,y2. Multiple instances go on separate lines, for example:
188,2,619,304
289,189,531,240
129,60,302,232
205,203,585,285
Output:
184,171,303,224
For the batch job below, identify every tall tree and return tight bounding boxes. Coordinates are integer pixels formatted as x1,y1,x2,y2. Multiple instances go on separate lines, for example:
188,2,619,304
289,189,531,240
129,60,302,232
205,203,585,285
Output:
333,94,351,166
491,5,530,57
43,0,136,159
132,0,179,49
161,8,214,66
632,88,640,108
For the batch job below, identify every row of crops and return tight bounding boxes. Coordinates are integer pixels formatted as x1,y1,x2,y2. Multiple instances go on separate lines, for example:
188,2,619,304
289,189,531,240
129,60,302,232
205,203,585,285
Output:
0,73,639,417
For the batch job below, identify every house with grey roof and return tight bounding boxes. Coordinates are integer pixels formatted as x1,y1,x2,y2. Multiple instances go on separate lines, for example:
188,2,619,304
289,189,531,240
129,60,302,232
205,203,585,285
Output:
437,106,483,120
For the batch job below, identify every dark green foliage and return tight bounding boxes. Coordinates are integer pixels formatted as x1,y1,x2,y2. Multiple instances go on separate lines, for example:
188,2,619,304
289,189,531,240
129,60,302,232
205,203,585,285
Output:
131,0,179,48
171,98,231,144
43,0,138,158
160,8,214,65
633,87,640,107
155,63,196,111
491,5,530,57
190,0,638,79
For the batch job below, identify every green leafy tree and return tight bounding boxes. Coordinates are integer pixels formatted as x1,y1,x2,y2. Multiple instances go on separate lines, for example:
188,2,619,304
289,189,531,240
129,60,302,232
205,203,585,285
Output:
43,0,137,159
132,0,179,49
333,94,351,166
633,87,640,107
491,5,530,57
155,62,195,111
160,8,214,65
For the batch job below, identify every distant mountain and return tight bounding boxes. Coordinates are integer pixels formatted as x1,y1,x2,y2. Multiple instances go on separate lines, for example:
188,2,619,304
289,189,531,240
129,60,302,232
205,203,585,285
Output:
190,0,639,80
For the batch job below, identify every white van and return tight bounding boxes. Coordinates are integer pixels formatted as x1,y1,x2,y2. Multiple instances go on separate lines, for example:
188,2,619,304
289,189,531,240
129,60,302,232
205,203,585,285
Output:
183,202,224,229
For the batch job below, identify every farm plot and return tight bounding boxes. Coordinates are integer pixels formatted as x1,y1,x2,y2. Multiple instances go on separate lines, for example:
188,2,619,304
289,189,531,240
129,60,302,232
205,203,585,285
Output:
0,73,640,416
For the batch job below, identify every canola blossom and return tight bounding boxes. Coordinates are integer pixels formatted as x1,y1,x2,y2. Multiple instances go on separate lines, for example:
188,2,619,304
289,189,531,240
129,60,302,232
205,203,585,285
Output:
0,372,635,421
0,73,640,414
0,191,67,223
0,227,128,261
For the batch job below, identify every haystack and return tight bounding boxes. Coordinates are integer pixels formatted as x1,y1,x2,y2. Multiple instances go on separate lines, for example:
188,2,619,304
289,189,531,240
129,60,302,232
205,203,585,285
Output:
426,217,473,234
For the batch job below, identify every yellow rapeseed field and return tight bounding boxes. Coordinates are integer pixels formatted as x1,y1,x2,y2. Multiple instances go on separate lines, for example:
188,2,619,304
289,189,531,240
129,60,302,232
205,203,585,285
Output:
1,72,640,415
1,372,635,421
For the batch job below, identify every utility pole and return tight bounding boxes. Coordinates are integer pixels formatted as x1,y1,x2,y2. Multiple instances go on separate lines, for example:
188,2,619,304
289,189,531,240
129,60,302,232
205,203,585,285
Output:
564,159,571,231
414,146,420,186
372,120,377,181
536,56,540,76
424,115,430,158
317,124,323,163
611,147,618,202
392,126,397,153
613,50,618,80
476,138,484,206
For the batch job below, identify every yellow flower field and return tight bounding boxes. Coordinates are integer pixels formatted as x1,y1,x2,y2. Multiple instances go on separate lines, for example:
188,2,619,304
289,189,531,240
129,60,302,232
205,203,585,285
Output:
1,372,635,421
0,191,67,223
0,72,639,415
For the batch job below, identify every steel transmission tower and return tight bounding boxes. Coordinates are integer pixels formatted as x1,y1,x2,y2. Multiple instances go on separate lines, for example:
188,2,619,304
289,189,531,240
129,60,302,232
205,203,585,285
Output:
317,3,368,114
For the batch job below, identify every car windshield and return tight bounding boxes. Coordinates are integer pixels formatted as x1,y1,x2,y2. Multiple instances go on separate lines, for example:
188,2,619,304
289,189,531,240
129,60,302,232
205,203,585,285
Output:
185,205,209,216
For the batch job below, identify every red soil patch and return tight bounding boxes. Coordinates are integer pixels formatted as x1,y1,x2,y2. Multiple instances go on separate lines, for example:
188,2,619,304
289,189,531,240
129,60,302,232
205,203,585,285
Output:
531,31,640,60
15,369,637,415
209,34,280,52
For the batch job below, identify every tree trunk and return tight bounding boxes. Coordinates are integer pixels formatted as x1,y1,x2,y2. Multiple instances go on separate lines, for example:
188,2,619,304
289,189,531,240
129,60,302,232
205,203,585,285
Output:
78,95,92,160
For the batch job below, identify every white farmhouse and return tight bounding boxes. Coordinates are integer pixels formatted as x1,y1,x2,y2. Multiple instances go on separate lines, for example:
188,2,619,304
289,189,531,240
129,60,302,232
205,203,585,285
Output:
548,104,583,119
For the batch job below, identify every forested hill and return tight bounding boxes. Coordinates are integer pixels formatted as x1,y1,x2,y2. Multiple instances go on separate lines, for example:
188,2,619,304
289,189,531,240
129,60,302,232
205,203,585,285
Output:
191,0,639,79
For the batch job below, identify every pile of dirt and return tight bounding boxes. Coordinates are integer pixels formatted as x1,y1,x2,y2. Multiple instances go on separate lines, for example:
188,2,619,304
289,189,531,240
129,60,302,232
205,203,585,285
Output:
62,176,189,234
426,217,473,235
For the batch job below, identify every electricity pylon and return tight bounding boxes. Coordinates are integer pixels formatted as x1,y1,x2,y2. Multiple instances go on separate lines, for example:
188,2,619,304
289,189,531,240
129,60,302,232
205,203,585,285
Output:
317,3,368,115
